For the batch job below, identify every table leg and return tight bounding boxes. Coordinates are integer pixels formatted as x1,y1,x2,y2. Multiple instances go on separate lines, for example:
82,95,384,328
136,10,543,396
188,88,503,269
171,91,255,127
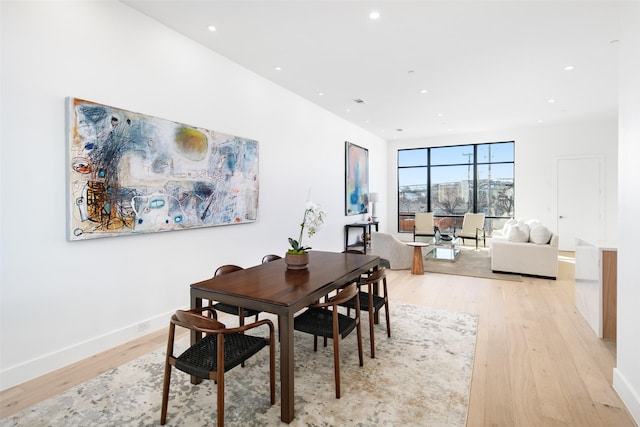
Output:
279,311,295,423
190,294,203,384
411,246,425,275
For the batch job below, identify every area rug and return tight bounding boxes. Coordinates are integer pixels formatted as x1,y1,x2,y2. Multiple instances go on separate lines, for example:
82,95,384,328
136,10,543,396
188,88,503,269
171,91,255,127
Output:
0,303,478,427
424,247,522,281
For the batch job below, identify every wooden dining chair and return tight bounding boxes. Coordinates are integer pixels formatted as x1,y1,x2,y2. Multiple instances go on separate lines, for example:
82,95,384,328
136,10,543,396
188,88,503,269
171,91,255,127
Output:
339,267,390,358
210,265,261,327
261,254,282,263
160,307,275,426
293,282,363,398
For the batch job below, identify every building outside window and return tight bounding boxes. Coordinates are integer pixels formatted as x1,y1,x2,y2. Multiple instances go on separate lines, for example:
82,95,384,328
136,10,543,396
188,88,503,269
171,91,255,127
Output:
398,141,514,235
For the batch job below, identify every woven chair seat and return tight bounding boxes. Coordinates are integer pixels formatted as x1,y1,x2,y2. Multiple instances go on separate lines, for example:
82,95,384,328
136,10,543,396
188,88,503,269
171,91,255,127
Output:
175,333,267,379
212,302,260,318
340,290,385,312
294,307,357,339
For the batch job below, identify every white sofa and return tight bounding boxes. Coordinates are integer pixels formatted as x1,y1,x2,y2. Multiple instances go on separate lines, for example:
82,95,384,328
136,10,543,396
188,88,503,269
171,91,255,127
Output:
490,219,559,279
370,232,413,270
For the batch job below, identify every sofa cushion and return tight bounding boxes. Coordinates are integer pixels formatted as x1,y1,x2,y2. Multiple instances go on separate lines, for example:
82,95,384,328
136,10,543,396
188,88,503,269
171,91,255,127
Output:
529,223,552,245
506,221,530,242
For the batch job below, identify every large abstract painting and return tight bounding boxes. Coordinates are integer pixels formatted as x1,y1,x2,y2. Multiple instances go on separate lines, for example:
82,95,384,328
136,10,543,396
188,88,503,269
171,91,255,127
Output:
345,141,369,216
66,97,259,241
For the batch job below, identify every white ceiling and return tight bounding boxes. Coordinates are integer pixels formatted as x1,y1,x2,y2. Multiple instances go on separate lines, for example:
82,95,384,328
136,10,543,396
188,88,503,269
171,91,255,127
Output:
122,1,620,142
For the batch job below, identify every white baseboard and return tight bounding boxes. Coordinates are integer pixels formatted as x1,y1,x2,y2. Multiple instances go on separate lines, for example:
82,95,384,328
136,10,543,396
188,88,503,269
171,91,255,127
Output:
613,368,640,425
0,309,176,391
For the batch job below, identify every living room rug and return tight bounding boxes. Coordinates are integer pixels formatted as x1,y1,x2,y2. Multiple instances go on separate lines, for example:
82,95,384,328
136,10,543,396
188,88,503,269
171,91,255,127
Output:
424,247,523,281
0,303,478,427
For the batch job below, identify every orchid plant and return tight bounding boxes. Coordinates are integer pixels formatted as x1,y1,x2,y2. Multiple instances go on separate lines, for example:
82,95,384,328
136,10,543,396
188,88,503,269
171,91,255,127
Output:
287,201,326,254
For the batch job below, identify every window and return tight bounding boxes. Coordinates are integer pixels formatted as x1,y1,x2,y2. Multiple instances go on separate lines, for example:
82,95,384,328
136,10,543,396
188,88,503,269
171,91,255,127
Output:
398,141,514,234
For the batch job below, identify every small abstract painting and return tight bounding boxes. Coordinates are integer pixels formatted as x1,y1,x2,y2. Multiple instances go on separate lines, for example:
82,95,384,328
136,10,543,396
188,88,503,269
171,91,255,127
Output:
66,97,259,241
345,141,369,216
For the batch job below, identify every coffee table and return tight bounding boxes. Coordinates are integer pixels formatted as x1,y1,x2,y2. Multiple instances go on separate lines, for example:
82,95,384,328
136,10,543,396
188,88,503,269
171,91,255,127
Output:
426,237,461,261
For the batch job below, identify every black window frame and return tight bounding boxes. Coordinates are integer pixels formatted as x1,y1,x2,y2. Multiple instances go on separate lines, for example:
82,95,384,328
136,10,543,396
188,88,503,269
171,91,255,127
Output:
397,141,515,234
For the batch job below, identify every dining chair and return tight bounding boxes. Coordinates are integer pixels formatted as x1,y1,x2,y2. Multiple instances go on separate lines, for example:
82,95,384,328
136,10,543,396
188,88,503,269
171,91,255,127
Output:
339,267,390,358
455,213,486,249
160,306,275,426
293,282,363,398
261,254,282,263
210,265,261,326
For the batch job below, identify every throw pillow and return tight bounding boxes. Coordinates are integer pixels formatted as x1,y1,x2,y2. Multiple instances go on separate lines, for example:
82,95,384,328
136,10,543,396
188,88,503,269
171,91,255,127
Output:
529,223,552,245
502,218,518,234
506,222,530,242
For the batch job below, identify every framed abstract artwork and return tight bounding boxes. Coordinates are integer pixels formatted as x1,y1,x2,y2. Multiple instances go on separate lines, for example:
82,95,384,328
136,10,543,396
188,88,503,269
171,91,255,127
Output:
345,141,369,216
66,97,259,241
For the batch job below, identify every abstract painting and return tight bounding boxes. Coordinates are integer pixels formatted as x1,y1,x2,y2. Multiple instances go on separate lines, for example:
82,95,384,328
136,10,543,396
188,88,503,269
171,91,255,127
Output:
345,141,369,216
66,97,259,241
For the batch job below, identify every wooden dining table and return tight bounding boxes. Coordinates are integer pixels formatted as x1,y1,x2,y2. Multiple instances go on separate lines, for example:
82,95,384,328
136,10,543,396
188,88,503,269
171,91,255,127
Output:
190,250,380,423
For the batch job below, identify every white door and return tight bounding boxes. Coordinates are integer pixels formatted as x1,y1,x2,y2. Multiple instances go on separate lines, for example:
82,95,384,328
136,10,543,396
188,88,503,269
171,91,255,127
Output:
557,157,603,251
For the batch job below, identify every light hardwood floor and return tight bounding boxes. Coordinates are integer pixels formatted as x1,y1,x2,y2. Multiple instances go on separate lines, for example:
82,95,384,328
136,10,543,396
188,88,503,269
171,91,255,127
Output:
0,251,637,426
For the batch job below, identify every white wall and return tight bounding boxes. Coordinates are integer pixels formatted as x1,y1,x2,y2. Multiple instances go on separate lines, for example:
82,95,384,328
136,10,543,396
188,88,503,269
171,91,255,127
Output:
0,1,387,390
613,3,640,424
386,119,618,239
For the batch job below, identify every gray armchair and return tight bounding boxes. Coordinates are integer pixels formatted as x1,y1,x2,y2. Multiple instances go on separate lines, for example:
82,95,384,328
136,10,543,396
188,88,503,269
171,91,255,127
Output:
370,232,413,270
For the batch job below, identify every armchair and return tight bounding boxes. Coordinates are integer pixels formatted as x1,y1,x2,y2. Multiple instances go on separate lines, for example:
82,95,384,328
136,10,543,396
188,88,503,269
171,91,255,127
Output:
413,212,435,241
455,213,486,249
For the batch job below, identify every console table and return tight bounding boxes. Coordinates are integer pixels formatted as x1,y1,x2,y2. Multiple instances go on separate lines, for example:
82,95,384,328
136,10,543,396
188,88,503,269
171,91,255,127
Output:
344,221,379,254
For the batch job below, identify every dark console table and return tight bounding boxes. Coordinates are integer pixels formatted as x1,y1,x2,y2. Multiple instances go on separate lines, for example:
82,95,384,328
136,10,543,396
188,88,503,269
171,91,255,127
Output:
344,221,379,254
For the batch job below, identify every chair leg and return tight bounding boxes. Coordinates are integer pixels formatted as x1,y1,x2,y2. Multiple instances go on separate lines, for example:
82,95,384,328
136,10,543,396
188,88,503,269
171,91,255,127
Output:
239,308,246,368
383,278,391,338
368,292,376,358
269,336,276,405
333,334,341,398
217,338,225,427
356,315,364,368
160,364,171,425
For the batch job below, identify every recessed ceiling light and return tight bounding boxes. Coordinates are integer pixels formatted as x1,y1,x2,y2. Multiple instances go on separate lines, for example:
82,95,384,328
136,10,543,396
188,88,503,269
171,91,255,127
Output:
564,65,574,71
365,120,370,124
207,25,216,32
274,66,282,71
548,99,556,103
420,89,428,94
369,11,380,20
346,108,351,113
537,119,544,123
318,92,324,96
437,113,443,117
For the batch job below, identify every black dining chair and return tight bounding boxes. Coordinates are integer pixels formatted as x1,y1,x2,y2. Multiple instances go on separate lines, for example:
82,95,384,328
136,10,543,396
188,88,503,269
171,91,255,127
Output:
160,306,275,426
210,265,261,327
339,267,390,358
293,282,363,398
261,254,282,264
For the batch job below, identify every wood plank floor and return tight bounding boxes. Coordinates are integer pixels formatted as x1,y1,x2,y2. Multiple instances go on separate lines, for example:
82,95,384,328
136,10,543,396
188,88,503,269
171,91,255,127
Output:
1,251,637,426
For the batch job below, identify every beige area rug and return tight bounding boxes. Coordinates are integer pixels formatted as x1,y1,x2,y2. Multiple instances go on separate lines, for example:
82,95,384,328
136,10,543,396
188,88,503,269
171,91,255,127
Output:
423,247,523,281
0,303,478,427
